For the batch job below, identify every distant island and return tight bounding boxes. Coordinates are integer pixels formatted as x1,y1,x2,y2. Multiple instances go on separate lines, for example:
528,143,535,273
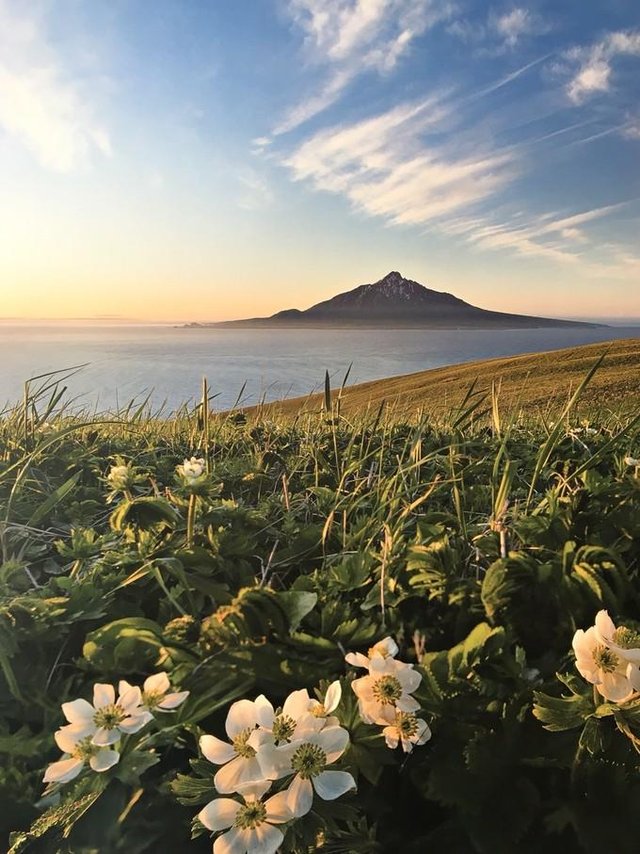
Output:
185,271,605,329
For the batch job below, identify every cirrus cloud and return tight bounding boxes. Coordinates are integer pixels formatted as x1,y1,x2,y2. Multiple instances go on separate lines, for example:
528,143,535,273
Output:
0,0,111,172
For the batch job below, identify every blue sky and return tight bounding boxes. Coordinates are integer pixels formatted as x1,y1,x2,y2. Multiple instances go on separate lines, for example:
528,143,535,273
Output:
0,0,639,320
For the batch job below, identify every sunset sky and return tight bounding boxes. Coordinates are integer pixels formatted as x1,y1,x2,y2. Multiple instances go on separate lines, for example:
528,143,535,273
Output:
1,0,639,322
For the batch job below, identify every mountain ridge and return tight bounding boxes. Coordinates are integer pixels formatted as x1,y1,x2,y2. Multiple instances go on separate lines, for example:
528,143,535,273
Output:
187,271,604,329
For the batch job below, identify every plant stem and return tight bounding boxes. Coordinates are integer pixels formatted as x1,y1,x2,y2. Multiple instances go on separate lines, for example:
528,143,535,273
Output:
186,493,197,548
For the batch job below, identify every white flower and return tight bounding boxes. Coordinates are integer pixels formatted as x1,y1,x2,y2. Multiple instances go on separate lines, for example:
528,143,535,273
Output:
308,681,342,723
107,464,132,490
198,781,290,854
593,610,640,665
178,456,206,480
60,683,153,747
200,699,268,794
258,726,355,818
254,689,324,745
43,727,119,784
345,636,402,670
572,625,640,703
624,456,640,466
119,672,189,713
382,711,431,753
351,655,421,725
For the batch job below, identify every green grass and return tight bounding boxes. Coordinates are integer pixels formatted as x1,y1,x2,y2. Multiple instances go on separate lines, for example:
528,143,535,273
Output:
1,356,640,853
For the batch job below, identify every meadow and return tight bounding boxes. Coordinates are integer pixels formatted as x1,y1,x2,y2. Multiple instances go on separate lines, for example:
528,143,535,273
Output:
2,346,640,853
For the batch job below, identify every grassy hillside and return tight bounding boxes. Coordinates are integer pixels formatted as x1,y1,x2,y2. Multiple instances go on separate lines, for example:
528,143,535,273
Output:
2,357,640,852
253,338,640,420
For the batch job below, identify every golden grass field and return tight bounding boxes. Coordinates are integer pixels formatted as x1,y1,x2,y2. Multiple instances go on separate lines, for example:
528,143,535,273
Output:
252,338,640,420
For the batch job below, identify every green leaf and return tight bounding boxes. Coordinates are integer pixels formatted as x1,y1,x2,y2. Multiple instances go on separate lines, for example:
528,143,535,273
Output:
533,674,594,731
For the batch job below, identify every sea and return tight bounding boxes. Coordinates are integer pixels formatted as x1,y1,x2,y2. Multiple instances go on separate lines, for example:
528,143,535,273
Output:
1,323,638,414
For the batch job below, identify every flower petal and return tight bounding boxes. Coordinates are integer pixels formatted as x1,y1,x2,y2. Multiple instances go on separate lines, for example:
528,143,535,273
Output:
286,774,313,817
313,770,356,801
345,651,370,669
158,691,189,710
43,756,84,784
324,681,342,714
214,756,266,794
54,725,87,753
282,688,311,720
256,742,295,780
198,797,240,832
225,699,258,739
91,727,121,747
383,726,400,749
236,780,271,800
93,683,115,709
144,672,170,696
250,823,285,854
398,668,422,693
396,694,420,713
374,637,399,658
627,663,640,692
292,712,324,741
200,734,236,766
254,694,275,729
315,725,349,762
119,711,153,734
599,671,635,703
213,827,246,854
119,685,143,714
594,610,616,645
264,790,292,824
89,749,120,772
118,679,136,697
61,698,94,725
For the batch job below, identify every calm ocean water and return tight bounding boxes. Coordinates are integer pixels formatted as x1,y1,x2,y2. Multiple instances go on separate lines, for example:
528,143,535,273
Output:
1,324,638,413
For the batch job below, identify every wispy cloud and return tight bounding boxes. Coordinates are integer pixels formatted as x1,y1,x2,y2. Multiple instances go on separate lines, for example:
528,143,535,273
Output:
448,6,547,54
275,0,454,135
622,119,640,141
0,0,110,172
492,8,537,48
284,93,516,225
565,29,640,103
236,168,274,211
439,201,640,279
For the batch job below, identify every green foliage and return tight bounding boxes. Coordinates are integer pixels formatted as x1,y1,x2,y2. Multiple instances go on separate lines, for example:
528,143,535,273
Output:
1,378,640,852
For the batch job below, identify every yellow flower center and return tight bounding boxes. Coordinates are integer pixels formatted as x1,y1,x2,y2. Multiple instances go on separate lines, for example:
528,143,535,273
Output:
93,704,125,730
72,736,100,761
272,714,296,745
593,645,619,673
291,743,327,779
613,627,640,650
142,690,164,710
394,711,419,739
372,675,403,705
234,801,267,830
232,728,256,759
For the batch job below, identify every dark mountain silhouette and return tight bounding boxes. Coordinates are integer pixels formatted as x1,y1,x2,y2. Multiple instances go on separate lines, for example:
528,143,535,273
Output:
191,272,603,328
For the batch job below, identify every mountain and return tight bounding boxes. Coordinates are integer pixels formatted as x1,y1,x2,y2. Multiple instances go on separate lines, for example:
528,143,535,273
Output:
195,272,603,328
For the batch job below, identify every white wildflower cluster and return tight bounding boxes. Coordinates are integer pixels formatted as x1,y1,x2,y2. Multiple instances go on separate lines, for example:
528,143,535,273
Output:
106,463,135,492
346,637,431,753
197,683,354,854
624,455,640,467
573,610,640,703
44,673,188,785
177,456,206,482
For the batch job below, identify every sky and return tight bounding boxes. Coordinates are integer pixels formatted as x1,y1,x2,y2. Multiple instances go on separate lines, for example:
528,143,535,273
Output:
0,0,639,322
